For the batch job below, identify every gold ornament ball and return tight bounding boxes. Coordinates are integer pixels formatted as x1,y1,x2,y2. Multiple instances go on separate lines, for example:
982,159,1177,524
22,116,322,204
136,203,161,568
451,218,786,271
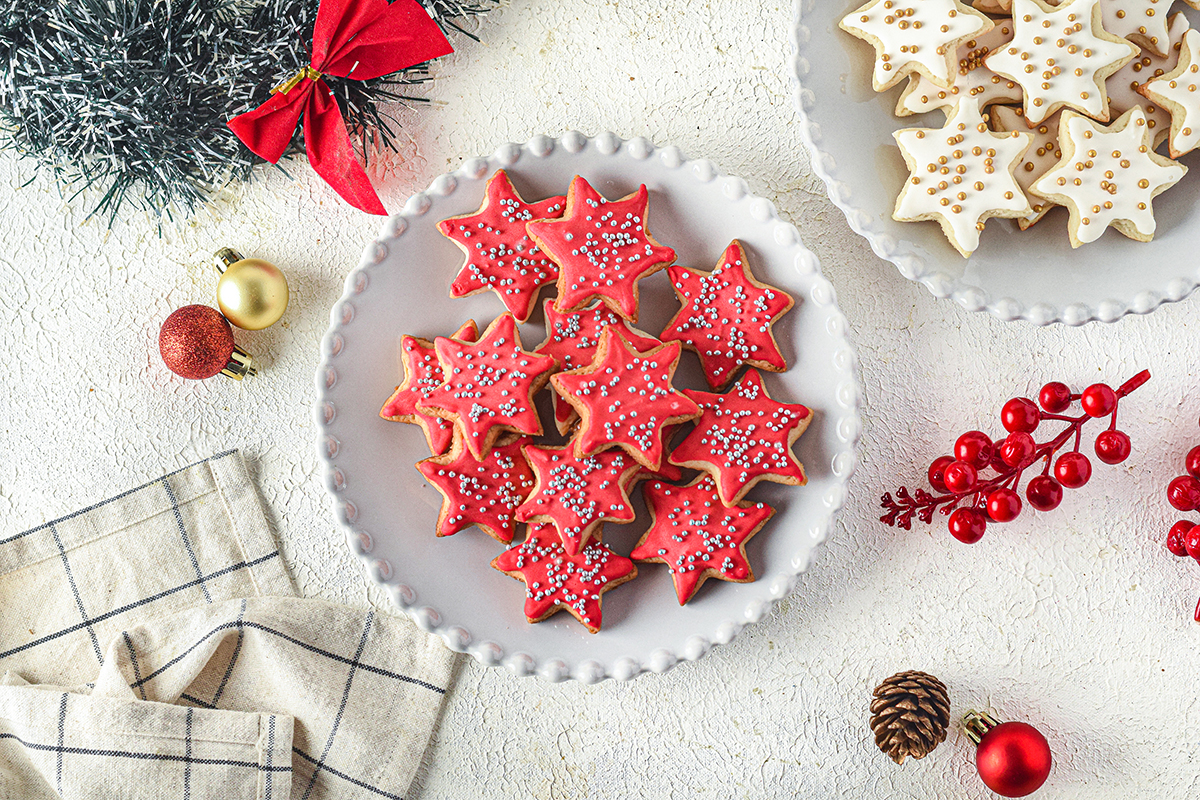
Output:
216,257,289,330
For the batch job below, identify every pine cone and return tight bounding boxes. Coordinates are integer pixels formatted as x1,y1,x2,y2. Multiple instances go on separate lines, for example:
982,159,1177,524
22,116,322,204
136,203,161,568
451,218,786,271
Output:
869,670,950,764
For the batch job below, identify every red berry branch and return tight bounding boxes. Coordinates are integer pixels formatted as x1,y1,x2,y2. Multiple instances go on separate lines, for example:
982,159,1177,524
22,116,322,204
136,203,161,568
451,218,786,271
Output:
881,370,1150,544
1164,420,1200,621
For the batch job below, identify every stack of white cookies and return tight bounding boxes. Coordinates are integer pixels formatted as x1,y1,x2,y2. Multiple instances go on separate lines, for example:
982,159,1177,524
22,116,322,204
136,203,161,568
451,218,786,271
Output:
840,0,1200,255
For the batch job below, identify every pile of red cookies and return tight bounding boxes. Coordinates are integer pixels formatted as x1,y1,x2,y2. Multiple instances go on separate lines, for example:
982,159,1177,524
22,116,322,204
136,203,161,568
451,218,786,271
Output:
379,169,812,633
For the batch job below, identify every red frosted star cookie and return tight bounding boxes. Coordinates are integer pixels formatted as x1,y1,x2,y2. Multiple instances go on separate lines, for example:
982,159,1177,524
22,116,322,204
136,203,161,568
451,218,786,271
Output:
630,475,774,605
550,328,700,471
515,443,641,555
526,176,676,322
436,170,566,322
492,522,637,633
416,313,556,461
658,240,795,390
416,436,536,543
669,369,813,505
380,320,478,456
533,299,662,434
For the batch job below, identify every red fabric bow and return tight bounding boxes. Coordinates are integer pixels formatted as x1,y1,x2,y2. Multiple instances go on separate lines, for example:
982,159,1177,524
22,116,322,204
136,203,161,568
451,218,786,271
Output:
228,0,453,215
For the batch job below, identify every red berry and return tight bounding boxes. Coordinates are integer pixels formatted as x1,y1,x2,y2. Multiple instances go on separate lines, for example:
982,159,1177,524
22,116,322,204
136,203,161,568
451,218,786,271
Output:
1081,384,1117,417
1026,476,1063,511
986,488,1022,522
955,431,994,470
999,432,1036,468
1187,525,1200,562
928,455,955,493
1038,381,1072,413
948,508,987,543
1186,445,1200,480
1168,475,1200,512
1001,397,1040,433
1093,430,1131,465
1055,452,1092,489
1168,520,1194,557
943,461,979,494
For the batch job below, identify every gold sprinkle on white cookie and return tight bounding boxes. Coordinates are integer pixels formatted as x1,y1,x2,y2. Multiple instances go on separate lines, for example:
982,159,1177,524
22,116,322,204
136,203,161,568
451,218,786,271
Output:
1140,27,1200,158
1098,0,1170,58
1031,107,1186,245
839,0,992,91
893,102,1033,256
985,0,1138,125
1106,11,1187,146
990,105,1064,229
897,21,1023,116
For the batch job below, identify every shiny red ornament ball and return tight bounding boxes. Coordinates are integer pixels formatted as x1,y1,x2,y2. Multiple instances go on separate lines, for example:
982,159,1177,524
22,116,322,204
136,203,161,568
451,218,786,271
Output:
159,305,235,380
943,461,979,494
1167,520,1193,557
999,432,1036,468
1080,384,1117,418
928,455,955,493
1187,445,1200,480
976,721,1052,797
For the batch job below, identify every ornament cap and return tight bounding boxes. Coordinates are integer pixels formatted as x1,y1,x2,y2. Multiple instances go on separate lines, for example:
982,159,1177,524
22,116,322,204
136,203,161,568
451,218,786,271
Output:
221,345,257,380
963,709,1001,745
214,247,244,272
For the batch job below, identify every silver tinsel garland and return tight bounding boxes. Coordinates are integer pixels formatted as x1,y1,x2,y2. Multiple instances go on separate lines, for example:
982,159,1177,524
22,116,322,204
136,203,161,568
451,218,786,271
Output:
0,0,496,222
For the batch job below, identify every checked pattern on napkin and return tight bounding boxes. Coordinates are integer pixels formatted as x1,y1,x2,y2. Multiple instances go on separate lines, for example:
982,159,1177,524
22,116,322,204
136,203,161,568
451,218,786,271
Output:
0,450,456,800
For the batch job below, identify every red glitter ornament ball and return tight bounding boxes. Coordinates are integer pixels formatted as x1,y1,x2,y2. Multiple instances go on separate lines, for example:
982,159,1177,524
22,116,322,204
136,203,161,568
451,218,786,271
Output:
976,721,1052,797
159,305,235,380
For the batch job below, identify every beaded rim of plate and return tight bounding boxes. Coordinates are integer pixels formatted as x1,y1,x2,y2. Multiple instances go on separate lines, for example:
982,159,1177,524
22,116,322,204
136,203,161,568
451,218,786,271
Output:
314,131,862,683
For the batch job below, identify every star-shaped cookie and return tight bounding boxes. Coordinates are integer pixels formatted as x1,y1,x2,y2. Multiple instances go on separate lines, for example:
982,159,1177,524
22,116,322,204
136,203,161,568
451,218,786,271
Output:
532,299,661,434
551,328,701,471
896,20,1022,117
893,102,1033,256
1031,107,1186,245
436,170,565,322
630,476,774,605
839,0,993,91
1099,0,1171,58
668,369,812,506
658,240,794,391
492,522,637,633
1140,26,1200,157
416,313,556,461
379,320,478,456
985,0,1137,125
989,105,1063,229
416,436,536,543
1107,12,1187,145
515,443,641,555
526,176,676,322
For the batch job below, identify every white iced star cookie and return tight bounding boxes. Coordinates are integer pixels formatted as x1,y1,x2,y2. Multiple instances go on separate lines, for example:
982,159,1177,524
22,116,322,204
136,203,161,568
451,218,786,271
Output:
985,0,1138,125
1031,107,1185,246
1098,0,1170,57
840,0,993,92
1139,27,1200,158
1106,12,1187,146
893,102,1033,256
989,105,1063,229
897,20,1023,117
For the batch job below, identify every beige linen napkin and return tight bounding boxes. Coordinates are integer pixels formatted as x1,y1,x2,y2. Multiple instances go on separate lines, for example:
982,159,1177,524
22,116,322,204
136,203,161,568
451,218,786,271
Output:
0,450,455,800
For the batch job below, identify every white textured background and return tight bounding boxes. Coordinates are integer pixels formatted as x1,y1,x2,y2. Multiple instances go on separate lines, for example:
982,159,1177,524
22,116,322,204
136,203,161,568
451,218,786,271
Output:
2,0,1200,797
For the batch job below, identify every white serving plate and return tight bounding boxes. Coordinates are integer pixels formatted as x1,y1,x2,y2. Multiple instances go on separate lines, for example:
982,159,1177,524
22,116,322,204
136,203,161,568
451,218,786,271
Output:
315,132,860,683
790,0,1200,325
